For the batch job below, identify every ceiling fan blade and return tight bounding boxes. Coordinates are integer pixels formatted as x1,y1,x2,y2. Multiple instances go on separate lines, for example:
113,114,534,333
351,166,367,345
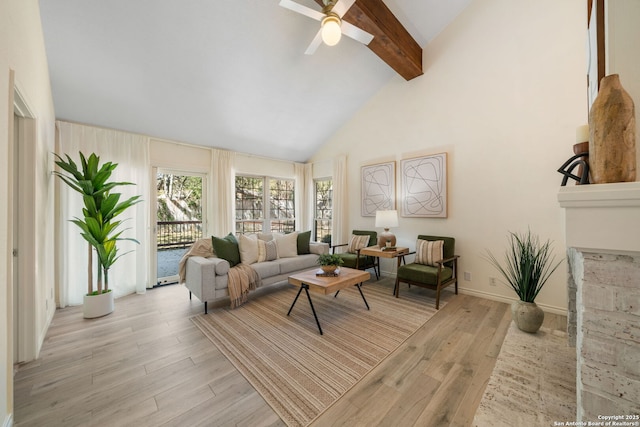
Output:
279,0,324,21
332,0,356,18
341,21,374,45
304,29,323,55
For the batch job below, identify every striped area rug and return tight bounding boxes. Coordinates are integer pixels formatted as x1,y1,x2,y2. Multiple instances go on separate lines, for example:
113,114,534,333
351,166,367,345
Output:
191,278,447,427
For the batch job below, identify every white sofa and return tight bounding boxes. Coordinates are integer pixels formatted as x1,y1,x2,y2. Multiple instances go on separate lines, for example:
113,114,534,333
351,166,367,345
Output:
184,235,328,313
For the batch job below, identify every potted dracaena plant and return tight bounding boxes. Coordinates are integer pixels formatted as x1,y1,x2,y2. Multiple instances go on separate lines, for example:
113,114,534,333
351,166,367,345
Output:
484,229,563,333
54,152,141,318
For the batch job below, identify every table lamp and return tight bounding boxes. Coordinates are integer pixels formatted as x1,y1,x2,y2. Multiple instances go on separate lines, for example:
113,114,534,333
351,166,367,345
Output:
375,210,398,247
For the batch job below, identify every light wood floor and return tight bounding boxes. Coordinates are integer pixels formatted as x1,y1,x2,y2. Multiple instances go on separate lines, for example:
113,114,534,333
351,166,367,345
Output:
13,280,566,427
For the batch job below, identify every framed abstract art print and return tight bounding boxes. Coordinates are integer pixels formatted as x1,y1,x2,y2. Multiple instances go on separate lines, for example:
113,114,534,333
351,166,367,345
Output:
400,153,447,218
361,161,395,217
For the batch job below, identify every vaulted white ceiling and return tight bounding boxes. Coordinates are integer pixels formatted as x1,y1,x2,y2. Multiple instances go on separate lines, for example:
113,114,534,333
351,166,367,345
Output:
39,0,471,162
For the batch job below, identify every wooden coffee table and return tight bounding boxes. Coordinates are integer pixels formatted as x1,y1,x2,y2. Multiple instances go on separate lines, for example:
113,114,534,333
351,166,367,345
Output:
287,267,370,335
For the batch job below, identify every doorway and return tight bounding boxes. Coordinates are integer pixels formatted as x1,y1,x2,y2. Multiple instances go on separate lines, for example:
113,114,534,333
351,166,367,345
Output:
155,170,205,286
12,85,37,363
13,113,19,363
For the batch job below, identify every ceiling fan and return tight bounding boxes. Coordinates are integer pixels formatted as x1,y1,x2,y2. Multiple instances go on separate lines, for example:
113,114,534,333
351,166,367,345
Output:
279,0,374,54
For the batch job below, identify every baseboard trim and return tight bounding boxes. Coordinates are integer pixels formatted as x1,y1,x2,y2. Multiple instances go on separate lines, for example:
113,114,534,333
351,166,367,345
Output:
377,271,568,316
458,287,567,316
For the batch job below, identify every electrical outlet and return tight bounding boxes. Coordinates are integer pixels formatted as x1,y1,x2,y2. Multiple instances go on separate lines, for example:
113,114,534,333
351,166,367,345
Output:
489,277,497,287
463,271,471,281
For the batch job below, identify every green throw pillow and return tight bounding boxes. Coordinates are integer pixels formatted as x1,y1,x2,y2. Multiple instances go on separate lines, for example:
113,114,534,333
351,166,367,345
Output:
211,233,240,267
297,230,311,255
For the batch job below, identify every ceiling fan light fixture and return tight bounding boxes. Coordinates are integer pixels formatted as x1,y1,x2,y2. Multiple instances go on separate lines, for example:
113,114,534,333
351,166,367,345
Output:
321,13,342,46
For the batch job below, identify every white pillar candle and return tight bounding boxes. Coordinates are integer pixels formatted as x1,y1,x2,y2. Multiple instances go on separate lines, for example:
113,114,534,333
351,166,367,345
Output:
575,124,589,143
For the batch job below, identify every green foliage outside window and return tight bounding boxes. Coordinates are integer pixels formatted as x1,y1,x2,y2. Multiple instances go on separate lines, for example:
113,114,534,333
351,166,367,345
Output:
314,179,332,241
157,174,202,221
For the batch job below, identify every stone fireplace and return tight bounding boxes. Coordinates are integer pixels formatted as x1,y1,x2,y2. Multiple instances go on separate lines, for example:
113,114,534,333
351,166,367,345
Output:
558,182,640,420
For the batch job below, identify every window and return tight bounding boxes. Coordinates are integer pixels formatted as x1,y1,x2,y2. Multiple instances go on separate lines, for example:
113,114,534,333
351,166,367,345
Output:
235,176,264,234
269,178,295,233
314,178,332,242
235,175,295,234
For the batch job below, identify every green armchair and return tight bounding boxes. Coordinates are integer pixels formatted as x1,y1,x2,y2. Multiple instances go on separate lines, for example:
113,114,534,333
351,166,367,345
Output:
331,230,379,280
394,235,459,309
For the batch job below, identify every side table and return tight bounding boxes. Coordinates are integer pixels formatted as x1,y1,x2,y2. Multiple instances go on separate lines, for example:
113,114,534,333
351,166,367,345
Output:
359,246,409,292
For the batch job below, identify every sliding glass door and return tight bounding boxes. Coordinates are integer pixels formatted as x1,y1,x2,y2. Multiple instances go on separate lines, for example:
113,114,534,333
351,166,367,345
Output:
155,170,205,286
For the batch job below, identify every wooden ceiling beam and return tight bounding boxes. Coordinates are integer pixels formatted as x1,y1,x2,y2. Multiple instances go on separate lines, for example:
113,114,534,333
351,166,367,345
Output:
314,0,423,80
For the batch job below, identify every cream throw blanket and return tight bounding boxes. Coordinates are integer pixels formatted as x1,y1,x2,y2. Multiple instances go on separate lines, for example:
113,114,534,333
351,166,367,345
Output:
179,238,261,309
227,263,261,309
179,238,214,283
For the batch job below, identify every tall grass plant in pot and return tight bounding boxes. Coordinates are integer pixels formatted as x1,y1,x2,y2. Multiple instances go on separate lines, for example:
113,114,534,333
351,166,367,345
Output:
485,230,563,333
54,152,141,318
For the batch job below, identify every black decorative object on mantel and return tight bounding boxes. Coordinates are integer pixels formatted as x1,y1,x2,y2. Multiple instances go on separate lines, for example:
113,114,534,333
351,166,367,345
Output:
558,152,590,186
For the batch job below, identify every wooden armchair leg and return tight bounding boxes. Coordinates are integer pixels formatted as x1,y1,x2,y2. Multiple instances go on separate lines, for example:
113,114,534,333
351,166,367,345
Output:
435,284,441,310
394,278,400,297
453,258,459,295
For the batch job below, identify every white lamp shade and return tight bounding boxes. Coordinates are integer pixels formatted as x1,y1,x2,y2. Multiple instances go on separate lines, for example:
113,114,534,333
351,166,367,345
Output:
321,15,342,46
375,210,398,228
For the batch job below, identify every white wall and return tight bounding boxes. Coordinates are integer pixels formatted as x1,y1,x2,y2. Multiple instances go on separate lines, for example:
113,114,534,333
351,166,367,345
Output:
310,0,587,313
0,0,57,423
150,138,211,174
235,153,297,179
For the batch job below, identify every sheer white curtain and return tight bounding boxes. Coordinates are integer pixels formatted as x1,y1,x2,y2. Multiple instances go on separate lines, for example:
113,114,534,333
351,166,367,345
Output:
332,155,348,246
294,162,313,232
56,121,150,306
304,163,314,233
211,148,235,236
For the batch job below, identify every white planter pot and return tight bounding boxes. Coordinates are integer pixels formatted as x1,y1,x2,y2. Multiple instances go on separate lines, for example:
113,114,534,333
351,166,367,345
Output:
83,291,114,319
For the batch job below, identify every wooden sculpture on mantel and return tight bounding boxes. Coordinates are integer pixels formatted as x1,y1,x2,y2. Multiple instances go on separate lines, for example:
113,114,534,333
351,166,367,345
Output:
589,74,637,183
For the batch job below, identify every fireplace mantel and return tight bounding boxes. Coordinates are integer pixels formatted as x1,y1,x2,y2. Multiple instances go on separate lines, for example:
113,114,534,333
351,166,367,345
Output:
558,181,640,421
558,181,640,254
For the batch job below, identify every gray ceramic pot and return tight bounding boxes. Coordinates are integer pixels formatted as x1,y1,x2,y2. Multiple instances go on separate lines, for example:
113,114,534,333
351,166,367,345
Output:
511,300,544,333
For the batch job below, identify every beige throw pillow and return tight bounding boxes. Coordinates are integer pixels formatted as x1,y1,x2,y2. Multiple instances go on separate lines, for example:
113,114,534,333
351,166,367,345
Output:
257,239,278,262
347,234,370,253
415,239,444,266
257,232,286,241
275,231,298,258
257,232,273,242
238,234,259,265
